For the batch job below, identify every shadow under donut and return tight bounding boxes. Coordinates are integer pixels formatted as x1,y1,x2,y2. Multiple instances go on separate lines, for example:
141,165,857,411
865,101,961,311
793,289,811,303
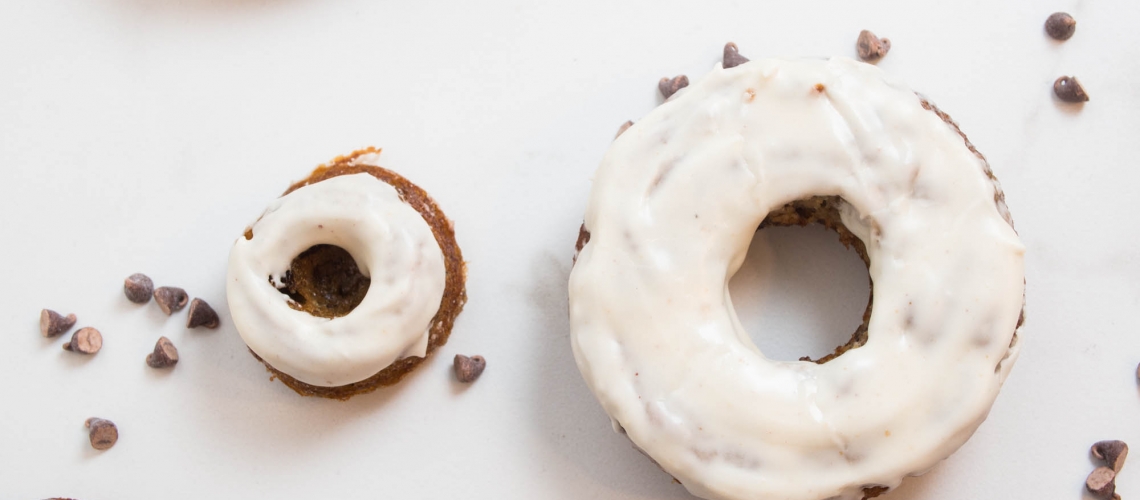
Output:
528,250,695,499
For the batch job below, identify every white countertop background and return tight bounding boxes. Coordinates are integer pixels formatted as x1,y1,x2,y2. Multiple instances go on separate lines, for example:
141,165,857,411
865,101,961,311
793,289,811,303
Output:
2,0,1139,498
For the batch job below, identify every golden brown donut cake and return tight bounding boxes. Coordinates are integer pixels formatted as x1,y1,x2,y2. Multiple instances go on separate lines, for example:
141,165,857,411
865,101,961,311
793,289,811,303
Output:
569,57,1026,500
230,148,466,400
574,98,1025,498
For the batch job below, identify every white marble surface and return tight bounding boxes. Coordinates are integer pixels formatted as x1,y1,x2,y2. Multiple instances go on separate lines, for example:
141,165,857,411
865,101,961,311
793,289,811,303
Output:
1,1,1138,499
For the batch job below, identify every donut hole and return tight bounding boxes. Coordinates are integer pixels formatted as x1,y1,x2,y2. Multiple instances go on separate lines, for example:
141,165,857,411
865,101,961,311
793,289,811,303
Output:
273,244,370,319
728,197,873,363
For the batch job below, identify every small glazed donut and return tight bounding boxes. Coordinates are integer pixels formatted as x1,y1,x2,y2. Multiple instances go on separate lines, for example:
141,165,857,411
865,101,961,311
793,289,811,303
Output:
227,148,466,400
569,57,1025,500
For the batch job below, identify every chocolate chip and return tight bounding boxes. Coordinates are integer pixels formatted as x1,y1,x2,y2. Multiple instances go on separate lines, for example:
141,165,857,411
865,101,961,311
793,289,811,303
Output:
857,30,891,62
658,75,689,99
1045,12,1076,41
40,309,76,338
1092,440,1129,472
85,418,117,451
1054,76,1089,102
615,120,633,139
186,298,220,329
63,327,102,354
123,273,154,304
146,336,179,368
1087,466,1117,499
723,42,749,69
153,287,189,315
453,354,486,383
862,485,889,498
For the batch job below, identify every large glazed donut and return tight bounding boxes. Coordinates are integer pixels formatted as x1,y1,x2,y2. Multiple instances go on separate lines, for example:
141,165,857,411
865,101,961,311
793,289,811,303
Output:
569,58,1025,500
228,149,466,400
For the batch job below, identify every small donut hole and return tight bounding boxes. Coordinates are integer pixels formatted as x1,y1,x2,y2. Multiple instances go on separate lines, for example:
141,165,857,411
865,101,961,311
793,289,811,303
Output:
273,244,370,319
728,197,873,363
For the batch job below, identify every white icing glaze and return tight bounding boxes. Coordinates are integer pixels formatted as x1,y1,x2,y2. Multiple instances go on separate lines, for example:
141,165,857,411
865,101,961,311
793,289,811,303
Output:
568,57,1025,500
226,164,446,387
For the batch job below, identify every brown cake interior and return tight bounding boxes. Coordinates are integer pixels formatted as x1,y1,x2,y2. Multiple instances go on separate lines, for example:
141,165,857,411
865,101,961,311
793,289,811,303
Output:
759,196,874,364
245,148,467,400
274,244,371,319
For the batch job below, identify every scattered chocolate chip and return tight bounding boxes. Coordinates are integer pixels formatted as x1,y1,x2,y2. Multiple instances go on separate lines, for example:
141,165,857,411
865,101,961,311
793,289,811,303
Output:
63,327,102,354
146,336,179,368
658,75,689,99
85,418,117,451
1045,12,1077,41
1092,440,1129,472
186,298,220,329
40,309,76,338
123,273,154,304
153,287,189,315
1087,466,1117,499
615,120,633,139
862,485,890,498
453,354,486,383
1054,76,1089,102
857,30,891,62
723,42,749,69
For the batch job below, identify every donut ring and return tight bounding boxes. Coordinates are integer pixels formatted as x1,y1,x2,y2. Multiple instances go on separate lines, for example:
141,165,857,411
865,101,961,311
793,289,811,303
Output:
569,58,1025,500
228,149,467,400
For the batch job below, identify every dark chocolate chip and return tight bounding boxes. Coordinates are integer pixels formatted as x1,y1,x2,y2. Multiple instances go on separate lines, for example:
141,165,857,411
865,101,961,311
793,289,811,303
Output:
1092,440,1129,472
658,75,689,99
85,418,117,450
453,354,486,383
153,287,189,315
63,327,102,354
123,273,154,304
146,336,179,368
1054,76,1089,102
186,298,220,329
615,120,634,139
1086,466,1116,499
723,42,749,69
862,485,890,498
1045,12,1076,41
857,30,891,62
40,309,76,338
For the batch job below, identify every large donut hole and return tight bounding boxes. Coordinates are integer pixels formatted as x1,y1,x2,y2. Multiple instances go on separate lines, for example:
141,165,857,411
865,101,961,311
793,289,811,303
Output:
728,197,873,363
274,244,371,319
